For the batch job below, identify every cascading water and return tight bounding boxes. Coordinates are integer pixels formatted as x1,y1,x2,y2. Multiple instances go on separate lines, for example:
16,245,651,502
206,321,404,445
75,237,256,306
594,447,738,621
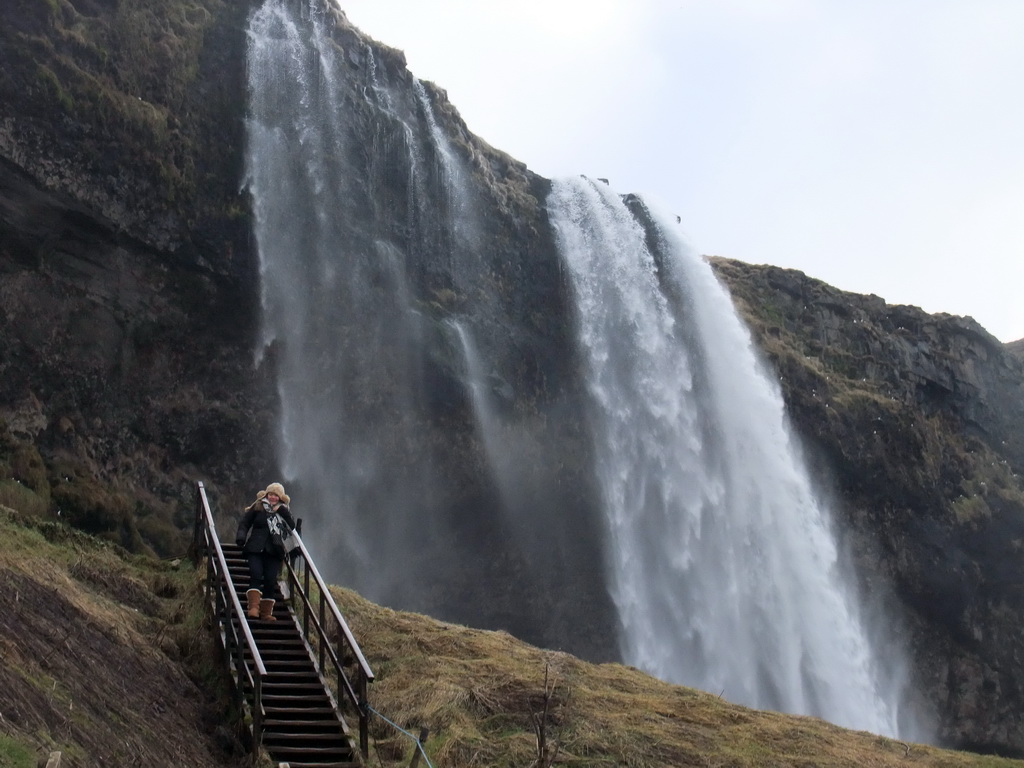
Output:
241,0,607,644
244,0,445,601
245,0,919,733
548,176,906,736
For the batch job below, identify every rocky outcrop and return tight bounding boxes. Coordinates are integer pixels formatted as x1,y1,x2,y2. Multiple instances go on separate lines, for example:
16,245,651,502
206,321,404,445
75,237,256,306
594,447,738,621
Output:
0,0,272,549
711,257,1024,753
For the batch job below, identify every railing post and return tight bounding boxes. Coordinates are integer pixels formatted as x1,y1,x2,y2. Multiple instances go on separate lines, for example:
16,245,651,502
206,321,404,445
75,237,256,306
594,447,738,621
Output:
319,591,326,671
303,565,311,641
408,727,429,768
253,674,263,757
359,673,369,758
190,481,204,565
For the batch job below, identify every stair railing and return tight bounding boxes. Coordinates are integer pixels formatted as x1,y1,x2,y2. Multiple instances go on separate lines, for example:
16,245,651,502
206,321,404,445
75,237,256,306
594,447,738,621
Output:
190,481,268,758
282,533,375,758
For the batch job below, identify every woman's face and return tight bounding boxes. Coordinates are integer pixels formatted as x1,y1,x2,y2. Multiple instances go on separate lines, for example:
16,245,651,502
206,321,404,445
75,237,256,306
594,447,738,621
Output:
267,492,280,504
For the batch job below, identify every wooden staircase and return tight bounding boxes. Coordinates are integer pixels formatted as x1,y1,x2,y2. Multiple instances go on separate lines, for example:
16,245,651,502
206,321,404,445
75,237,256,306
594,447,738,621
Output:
224,543,360,767
191,482,373,767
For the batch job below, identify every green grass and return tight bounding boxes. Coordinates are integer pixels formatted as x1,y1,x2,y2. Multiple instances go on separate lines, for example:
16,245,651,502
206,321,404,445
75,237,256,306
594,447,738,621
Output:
0,734,36,768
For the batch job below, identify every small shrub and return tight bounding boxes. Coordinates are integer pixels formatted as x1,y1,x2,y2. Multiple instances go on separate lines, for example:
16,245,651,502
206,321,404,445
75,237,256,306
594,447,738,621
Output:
11,443,50,503
137,512,189,557
36,64,74,112
48,464,150,554
0,479,49,518
952,494,991,524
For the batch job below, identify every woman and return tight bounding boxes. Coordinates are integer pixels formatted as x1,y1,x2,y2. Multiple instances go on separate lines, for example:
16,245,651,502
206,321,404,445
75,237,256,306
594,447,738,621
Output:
235,482,296,621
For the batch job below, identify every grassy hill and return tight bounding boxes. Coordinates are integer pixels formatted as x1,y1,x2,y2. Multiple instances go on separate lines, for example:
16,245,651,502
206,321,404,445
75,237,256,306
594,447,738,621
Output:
2,503,1023,768
0,504,246,767
333,585,1024,768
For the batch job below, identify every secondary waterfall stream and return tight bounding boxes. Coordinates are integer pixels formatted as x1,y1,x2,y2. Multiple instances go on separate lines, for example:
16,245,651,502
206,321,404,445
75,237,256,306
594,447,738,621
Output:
244,0,914,738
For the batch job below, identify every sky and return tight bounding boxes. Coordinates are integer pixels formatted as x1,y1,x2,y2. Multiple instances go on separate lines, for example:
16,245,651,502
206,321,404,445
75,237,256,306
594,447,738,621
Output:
337,0,1024,343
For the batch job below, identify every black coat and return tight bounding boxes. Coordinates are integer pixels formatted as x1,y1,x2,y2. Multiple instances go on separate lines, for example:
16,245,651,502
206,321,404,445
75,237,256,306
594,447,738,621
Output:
235,499,295,557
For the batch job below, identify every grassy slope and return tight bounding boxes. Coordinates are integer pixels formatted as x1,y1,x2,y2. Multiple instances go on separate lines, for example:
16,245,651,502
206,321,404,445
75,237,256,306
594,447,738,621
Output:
0,505,246,768
331,585,1024,768
1,500,1023,767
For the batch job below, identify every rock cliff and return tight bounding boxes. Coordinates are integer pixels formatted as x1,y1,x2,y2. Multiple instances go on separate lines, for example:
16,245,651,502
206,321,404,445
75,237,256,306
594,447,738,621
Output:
712,258,1024,752
0,0,274,548
1,0,1023,754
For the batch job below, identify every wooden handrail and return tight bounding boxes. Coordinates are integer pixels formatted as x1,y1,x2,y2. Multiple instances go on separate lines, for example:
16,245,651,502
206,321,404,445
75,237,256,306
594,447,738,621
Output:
192,482,268,757
289,535,375,682
282,530,375,757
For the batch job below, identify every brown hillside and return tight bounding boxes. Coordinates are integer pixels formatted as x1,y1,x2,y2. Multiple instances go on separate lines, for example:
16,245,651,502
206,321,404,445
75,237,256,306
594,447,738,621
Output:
2,503,1024,767
330,585,1024,768
0,505,247,768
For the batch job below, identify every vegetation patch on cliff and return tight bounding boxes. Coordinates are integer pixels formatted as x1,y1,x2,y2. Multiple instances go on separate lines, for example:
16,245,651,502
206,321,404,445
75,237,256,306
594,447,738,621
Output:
0,419,190,557
0,0,249,247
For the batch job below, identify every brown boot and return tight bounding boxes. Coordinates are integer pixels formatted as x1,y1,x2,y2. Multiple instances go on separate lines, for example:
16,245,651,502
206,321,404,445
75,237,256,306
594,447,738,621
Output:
259,598,276,621
246,589,261,619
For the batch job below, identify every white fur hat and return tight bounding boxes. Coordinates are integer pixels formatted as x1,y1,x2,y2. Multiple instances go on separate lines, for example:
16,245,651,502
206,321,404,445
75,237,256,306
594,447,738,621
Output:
257,482,290,505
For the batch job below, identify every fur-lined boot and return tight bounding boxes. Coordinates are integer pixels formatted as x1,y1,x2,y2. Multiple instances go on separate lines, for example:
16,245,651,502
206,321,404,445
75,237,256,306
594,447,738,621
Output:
246,589,261,619
259,598,276,621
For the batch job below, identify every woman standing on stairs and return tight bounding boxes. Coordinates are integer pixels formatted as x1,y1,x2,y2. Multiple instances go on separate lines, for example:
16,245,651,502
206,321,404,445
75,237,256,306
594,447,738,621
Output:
236,482,296,621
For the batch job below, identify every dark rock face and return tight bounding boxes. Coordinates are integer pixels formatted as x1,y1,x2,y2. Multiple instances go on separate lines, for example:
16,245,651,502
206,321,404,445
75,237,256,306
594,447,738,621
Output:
711,258,1024,753
0,0,273,547
2,0,1024,754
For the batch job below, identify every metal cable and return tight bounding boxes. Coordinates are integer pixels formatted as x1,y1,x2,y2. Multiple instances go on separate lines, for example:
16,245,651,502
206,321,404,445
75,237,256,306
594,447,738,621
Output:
364,703,435,768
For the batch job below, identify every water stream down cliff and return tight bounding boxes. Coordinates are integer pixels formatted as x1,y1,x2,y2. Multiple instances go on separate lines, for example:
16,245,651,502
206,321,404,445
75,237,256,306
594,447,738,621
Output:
244,0,915,737
549,177,908,734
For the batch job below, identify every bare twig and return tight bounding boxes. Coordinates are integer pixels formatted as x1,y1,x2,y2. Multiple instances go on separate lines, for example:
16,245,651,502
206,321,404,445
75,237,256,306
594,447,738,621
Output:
530,663,561,768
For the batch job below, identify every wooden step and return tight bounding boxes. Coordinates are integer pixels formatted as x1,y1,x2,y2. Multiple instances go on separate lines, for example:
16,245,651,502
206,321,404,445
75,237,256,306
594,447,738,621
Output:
264,731,351,745
262,720,346,729
264,744,355,761
247,681,326,697
249,649,310,661
264,678,324,689
263,705,338,719
262,693,335,707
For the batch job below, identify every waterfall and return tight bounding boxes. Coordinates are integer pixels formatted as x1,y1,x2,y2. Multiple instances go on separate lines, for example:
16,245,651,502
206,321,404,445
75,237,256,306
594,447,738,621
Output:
241,0,598,639
448,320,529,528
244,0,443,602
244,1,919,733
548,176,906,736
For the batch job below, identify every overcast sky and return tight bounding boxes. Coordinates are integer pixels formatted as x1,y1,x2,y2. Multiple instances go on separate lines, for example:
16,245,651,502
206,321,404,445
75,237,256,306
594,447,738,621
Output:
338,0,1024,343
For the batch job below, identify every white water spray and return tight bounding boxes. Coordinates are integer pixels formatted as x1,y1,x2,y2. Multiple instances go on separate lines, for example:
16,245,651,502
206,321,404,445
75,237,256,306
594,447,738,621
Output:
245,2,918,733
244,0,442,599
549,176,905,735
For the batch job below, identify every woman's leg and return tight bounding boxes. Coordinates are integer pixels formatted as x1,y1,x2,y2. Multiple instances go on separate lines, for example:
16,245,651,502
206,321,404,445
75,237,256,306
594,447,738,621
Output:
245,553,264,617
247,553,265,592
258,555,284,620
262,555,283,598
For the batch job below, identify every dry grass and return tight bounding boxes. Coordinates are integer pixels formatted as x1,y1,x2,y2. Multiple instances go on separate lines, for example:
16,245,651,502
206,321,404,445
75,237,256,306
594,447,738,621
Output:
331,586,1024,768
2,498,1021,767
0,505,246,767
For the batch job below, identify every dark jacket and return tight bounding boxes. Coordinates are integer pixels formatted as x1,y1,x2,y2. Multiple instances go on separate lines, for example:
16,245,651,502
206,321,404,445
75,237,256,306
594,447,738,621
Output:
235,499,296,557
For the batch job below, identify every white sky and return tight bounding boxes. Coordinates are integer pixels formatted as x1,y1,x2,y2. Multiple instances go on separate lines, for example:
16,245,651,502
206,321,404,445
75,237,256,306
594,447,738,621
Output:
338,0,1024,343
